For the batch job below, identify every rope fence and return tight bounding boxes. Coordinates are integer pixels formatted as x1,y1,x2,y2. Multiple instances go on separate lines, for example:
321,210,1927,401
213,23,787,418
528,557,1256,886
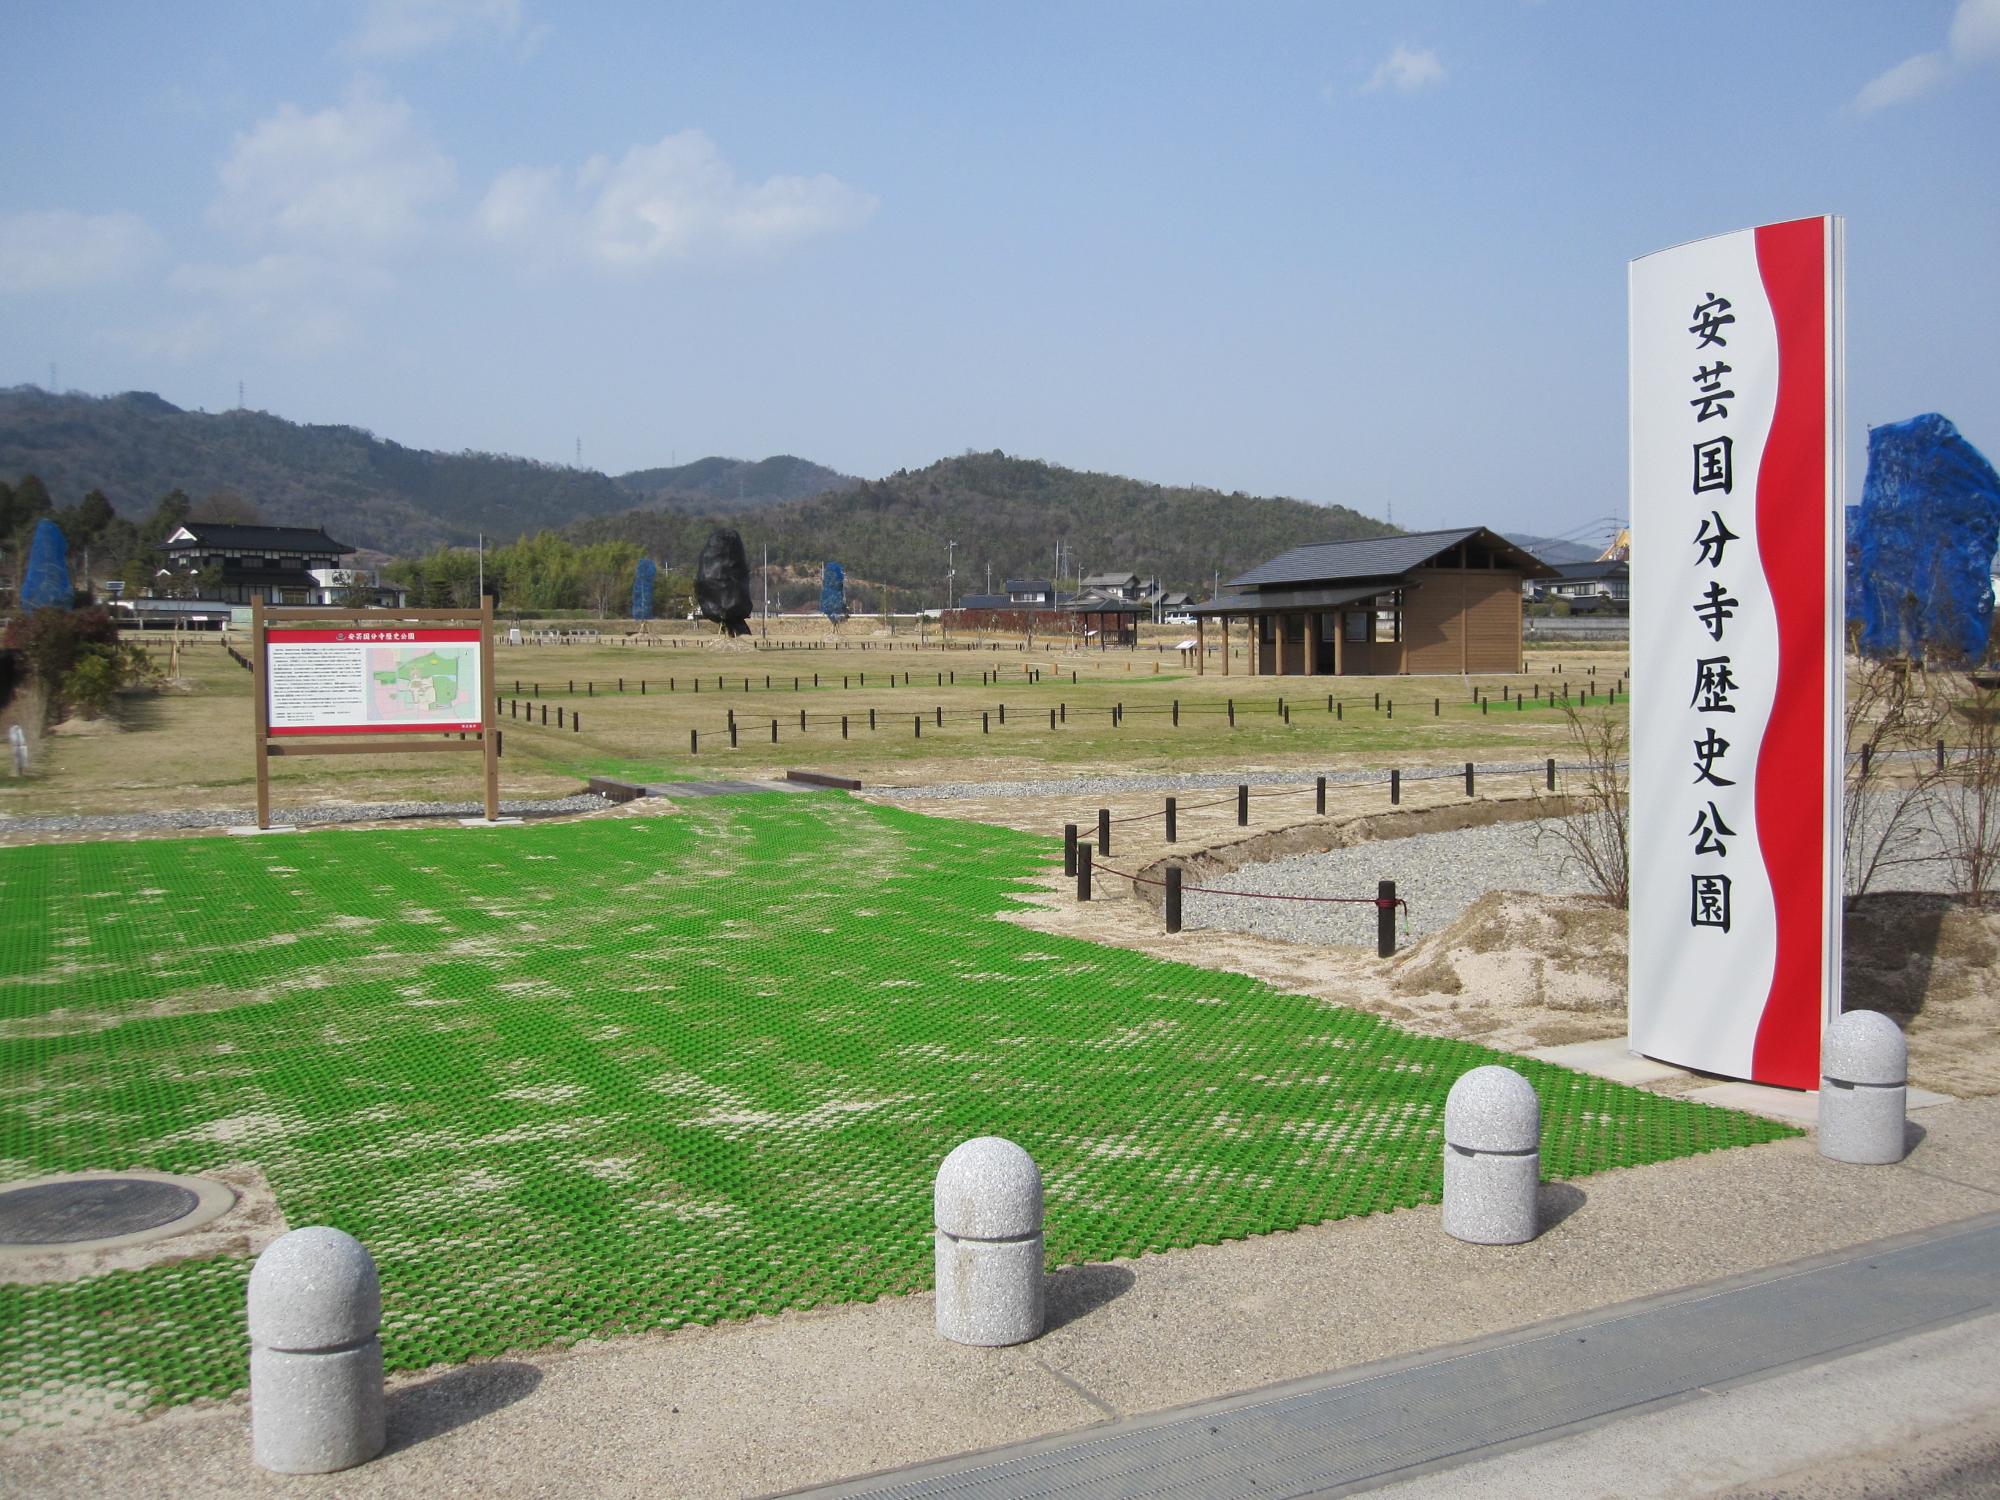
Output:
1079,846,1413,955
489,677,1631,755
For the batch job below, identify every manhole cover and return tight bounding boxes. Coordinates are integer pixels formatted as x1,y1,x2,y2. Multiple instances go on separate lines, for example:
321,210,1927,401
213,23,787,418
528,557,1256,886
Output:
0,1177,204,1245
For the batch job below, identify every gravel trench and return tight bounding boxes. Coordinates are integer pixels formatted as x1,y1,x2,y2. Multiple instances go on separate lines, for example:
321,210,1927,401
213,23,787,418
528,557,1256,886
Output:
1179,791,1978,949
0,794,611,836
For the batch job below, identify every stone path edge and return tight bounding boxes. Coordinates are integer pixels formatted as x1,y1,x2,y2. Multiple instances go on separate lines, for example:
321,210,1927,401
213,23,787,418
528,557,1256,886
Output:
784,1208,2000,1499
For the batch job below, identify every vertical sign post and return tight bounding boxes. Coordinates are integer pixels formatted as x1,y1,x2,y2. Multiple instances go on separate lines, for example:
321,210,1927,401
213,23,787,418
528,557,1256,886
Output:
251,600,500,829
1628,216,1844,1090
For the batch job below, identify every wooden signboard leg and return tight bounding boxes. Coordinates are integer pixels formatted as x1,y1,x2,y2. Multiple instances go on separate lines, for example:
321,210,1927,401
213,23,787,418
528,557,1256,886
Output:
252,598,271,830
481,597,499,821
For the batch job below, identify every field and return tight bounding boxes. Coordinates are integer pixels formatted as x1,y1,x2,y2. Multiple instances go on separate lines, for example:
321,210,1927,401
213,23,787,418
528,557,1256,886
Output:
0,621,1629,820
0,793,1788,1435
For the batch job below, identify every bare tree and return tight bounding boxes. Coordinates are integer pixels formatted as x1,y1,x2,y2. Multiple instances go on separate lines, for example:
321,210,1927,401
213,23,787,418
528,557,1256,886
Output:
1842,655,1951,906
1930,671,2000,908
1537,700,1629,908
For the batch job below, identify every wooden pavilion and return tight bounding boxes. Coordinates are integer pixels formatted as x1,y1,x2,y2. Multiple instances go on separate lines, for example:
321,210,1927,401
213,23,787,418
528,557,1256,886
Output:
1190,528,1556,676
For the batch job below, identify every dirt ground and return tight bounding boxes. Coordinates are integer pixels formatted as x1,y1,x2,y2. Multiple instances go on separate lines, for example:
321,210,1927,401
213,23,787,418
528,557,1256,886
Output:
887,790,2000,1103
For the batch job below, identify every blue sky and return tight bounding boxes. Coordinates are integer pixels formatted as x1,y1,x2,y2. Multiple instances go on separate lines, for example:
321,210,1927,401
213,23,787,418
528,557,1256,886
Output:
3,1,1996,547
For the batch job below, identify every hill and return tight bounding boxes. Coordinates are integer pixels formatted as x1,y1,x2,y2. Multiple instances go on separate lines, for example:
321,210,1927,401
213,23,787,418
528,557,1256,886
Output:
569,450,1398,597
1506,533,1601,566
614,455,855,514
0,387,724,554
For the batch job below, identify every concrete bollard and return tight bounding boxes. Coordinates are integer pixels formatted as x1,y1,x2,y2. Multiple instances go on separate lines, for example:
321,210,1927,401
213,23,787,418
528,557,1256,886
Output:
1442,1066,1541,1245
934,1137,1045,1346
248,1227,385,1474
1819,1010,1909,1164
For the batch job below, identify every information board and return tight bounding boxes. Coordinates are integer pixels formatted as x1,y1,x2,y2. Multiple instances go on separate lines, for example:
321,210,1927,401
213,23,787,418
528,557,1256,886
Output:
1627,216,1844,1091
266,626,484,736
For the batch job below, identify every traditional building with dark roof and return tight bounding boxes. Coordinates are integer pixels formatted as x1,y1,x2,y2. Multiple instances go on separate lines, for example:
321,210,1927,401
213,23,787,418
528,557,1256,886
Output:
1190,527,1557,676
158,522,357,606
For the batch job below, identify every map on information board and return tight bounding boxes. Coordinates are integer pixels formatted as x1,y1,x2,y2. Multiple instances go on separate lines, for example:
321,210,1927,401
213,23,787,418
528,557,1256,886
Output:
266,626,484,735
369,646,474,720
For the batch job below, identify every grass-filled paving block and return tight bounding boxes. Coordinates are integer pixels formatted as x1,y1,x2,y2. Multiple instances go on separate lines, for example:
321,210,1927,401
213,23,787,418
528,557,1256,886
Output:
0,796,1795,1433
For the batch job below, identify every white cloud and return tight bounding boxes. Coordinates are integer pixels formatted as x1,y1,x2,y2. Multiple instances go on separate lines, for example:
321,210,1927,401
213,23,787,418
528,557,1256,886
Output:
344,0,526,58
166,253,392,356
0,210,165,293
212,84,454,249
478,129,877,269
1950,0,2000,62
105,313,223,362
1856,0,2000,110
1363,44,1446,95
1856,50,1951,111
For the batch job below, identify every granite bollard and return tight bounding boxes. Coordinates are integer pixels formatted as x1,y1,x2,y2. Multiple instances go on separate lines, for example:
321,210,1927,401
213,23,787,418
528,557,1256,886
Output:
247,1226,386,1474
1818,1010,1908,1165
934,1137,1044,1346
1443,1065,1541,1244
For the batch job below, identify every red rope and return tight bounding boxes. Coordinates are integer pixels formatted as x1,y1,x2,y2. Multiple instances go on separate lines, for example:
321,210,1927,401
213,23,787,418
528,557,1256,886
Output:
1090,859,1408,912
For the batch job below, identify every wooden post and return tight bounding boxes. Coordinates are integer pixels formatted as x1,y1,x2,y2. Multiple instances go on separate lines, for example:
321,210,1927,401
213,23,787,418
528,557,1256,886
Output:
480,597,499,820
1197,615,1205,675
252,598,271,829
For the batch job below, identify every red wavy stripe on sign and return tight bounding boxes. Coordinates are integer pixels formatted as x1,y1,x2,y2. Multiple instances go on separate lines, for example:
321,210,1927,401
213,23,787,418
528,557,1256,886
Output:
1751,217,1828,1091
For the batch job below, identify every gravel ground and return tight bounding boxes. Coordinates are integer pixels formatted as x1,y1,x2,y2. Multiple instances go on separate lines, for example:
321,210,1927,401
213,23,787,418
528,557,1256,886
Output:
883,762,1574,802
1182,792,1976,949
0,793,611,836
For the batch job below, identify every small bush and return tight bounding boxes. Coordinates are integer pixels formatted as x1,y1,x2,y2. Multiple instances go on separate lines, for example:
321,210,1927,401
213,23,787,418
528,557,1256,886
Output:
1537,701,1629,908
64,648,124,718
0,607,135,722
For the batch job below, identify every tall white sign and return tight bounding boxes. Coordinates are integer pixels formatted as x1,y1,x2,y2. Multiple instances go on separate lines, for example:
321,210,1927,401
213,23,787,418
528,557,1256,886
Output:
1628,217,1844,1091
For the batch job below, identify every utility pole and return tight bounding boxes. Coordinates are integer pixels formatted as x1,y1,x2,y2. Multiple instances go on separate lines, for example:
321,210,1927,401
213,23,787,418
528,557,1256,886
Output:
478,533,485,602
986,561,992,596
761,543,770,637
946,538,956,611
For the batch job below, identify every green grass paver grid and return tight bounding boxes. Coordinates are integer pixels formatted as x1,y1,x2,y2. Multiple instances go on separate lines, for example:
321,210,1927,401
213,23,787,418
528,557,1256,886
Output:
0,797,1794,1434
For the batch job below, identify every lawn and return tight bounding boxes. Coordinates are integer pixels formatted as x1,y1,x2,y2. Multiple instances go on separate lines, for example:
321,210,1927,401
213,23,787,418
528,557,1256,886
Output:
0,793,1785,1434
0,627,1628,817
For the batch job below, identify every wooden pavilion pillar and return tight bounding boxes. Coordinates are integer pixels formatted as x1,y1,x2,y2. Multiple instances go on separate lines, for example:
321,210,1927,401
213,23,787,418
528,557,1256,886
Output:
1197,615,1205,675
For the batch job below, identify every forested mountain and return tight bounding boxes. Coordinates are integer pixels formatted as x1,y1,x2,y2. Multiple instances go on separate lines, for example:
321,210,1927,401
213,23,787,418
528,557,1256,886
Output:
614,455,855,513
0,387,647,554
569,450,1398,597
2,388,1399,597
1506,533,1600,566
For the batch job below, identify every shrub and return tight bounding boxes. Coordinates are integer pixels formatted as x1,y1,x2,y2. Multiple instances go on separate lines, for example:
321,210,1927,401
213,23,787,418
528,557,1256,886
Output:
0,607,132,722
63,648,124,718
1536,700,1629,908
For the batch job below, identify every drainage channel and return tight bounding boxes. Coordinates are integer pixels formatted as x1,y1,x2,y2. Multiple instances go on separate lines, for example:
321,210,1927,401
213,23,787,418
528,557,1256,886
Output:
797,1212,2000,1499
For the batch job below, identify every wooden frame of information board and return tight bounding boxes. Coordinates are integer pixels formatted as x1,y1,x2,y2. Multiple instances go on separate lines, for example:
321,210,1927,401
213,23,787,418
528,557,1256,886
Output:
250,599,499,829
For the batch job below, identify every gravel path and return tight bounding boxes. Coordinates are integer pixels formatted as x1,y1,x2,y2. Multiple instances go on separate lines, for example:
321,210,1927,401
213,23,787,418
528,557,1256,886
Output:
1179,818,1582,947
1181,792,1975,948
0,794,611,836
883,762,1573,802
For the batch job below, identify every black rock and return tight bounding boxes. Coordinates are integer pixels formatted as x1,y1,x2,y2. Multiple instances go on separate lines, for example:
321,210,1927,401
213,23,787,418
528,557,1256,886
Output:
694,528,753,637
